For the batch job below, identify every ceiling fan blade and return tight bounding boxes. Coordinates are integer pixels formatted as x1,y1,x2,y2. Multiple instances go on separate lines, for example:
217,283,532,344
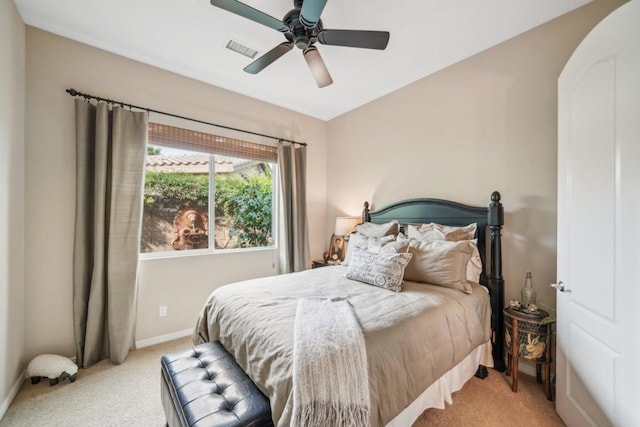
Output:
210,0,288,32
303,46,333,88
318,29,390,50
299,0,328,28
244,42,293,74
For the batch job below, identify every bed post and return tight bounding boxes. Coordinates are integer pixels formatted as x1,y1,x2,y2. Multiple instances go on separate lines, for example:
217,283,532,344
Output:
362,201,370,223
488,191,506,372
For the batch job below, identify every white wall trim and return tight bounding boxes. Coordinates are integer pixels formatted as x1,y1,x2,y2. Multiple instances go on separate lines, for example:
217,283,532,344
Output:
0,371,26,421
518,363,537,377
503,356,538,377
135,328,192,349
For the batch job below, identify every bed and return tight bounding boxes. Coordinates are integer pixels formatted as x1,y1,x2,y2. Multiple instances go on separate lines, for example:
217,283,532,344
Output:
194,192,505,426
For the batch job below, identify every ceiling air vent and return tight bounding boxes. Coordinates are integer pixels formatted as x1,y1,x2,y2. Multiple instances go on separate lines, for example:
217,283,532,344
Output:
225,39,259,59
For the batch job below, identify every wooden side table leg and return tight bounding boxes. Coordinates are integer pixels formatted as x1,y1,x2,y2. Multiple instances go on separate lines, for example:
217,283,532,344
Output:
546,323,554,400
545,363,552,400
511,321,518,392
536,364,542,383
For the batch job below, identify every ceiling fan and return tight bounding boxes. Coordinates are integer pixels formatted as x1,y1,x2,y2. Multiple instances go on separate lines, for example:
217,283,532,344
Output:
210,0,390,88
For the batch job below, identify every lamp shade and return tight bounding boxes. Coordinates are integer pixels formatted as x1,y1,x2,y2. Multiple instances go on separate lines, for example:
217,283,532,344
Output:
334,216,360,236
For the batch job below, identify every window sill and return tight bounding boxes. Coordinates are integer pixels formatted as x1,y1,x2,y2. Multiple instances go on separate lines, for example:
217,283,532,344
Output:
139,245,277,261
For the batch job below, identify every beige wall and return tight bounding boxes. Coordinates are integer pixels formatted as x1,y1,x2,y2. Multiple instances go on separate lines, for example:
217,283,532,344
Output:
0,0,26,414
326,0,628,311
24,28,328,361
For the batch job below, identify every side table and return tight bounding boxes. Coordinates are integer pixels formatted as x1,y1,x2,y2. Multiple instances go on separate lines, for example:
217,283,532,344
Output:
503,306,555,400
311,259,339,268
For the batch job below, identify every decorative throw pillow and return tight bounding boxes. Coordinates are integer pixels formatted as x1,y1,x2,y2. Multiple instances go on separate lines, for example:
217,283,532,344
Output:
404,239,474,293
356,220,399,238
343,233,394,265
407,223,477,242
345,247,412,292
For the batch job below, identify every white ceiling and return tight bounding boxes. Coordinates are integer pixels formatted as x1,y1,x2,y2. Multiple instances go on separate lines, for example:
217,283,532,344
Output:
14,0,590,121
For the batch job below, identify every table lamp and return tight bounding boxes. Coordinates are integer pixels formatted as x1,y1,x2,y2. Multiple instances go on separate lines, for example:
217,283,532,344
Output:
330,216,360,261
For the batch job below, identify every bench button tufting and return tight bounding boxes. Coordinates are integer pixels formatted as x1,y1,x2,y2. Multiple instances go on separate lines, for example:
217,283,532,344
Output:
161,341,273,427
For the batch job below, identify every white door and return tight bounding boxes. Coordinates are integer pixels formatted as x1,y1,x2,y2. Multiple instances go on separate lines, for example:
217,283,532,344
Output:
557,1,640,426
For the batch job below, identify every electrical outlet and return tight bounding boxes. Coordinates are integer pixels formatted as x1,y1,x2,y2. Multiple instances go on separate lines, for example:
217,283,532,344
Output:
159,306,167,317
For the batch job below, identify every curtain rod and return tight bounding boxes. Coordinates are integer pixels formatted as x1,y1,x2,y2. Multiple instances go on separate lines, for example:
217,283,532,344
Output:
65,88,307,147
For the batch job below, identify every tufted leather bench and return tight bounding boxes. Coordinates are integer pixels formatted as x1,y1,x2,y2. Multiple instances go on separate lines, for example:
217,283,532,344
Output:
161,341,273,427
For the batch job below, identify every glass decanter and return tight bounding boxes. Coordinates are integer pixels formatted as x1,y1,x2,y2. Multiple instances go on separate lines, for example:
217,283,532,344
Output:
521,271,537,308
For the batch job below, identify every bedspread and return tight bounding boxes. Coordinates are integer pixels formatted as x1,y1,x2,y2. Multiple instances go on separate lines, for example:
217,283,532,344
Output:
194,265,491,427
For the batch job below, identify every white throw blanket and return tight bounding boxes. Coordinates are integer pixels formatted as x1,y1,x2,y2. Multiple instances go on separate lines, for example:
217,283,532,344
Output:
292,297,370,427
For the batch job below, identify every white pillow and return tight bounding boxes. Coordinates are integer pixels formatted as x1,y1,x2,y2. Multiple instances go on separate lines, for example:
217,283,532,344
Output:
345,247,412,292
367,236,410,254
343,233,394,265
356,220,399,238
406,223,482,283
407,222,477,242
404,239,474,293
467,244,483,283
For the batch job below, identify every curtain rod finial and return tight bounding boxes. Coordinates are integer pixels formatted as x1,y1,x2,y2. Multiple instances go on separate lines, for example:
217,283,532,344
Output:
66,88,78,96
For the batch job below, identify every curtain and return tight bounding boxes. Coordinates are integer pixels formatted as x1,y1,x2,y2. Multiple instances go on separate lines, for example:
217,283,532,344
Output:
278,144,310,273
73,100,148,368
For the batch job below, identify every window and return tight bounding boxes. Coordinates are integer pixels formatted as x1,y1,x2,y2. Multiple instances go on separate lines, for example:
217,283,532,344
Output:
140,123,277,255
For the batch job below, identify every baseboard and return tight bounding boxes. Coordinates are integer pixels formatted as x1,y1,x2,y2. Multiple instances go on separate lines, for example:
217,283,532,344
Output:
518,363,537,377
0,371,26,421
502,355,538,377
135,328,192,349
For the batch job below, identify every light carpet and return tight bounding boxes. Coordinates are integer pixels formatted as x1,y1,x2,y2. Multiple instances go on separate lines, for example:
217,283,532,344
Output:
2,336,564,426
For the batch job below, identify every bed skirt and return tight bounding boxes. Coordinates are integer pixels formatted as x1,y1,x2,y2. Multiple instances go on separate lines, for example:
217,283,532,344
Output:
386,340,494,427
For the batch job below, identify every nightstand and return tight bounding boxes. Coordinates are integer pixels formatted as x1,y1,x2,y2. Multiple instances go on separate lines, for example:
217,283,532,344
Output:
311,259,339,268
503,306,555,400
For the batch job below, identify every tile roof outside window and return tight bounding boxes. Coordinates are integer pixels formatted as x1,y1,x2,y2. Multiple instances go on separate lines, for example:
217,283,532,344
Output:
145,153,254,174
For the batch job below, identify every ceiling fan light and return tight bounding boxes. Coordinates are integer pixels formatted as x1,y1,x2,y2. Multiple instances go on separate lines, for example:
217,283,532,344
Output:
303,46,333,88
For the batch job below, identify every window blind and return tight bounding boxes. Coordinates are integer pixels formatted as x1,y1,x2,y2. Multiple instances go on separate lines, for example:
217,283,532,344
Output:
148,122,277,163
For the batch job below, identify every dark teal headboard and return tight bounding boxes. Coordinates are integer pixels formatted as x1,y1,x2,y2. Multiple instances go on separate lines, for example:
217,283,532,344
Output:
362,192,505,372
